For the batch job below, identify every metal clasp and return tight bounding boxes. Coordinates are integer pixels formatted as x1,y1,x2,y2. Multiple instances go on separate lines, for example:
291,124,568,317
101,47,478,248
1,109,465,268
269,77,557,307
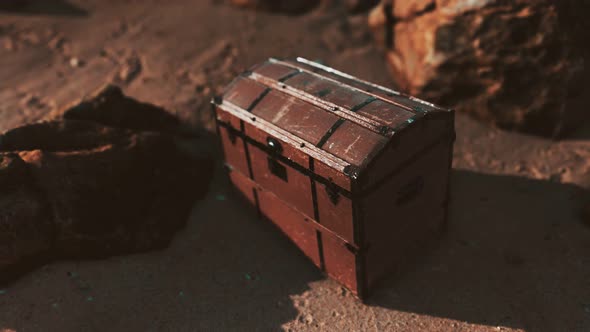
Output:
266,136,283,155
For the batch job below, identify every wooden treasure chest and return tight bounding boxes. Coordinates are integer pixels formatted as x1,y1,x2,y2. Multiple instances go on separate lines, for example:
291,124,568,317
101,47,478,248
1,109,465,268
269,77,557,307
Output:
212,57,455,300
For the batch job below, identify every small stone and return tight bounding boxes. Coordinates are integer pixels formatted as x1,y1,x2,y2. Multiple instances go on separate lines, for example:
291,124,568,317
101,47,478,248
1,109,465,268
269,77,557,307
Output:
86,296,94,302
118,55,142,84
69,57,82,68
0,290,6,295
515,163,527,173
3,37,15,51
340,287,348,296
48,36,66,51
215,194,226,201
191,72,208,91
21,31,40,45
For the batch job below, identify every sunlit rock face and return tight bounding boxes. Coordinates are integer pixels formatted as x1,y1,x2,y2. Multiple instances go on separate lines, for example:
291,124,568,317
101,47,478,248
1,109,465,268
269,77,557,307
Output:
369,0,589,138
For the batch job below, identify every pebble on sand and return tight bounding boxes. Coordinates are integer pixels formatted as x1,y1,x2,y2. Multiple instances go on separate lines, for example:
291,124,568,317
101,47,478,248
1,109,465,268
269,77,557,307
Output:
69,57,83,67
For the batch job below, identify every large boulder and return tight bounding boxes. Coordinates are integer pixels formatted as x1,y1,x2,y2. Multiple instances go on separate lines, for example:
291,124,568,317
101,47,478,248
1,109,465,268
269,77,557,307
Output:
369,0,589,137
0,86,214,282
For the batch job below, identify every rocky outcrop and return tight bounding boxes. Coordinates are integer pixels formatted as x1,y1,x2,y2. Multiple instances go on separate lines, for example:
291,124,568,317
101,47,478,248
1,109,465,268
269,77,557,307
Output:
0,85,214,282
369,0,589,137
227,0,320,15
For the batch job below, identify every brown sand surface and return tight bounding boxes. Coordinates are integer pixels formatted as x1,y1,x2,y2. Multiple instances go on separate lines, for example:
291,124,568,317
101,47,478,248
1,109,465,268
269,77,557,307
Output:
1,1,589,331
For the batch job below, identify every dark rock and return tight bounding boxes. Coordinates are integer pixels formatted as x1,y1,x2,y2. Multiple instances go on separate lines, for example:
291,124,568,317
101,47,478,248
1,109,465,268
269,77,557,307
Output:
0,119,131,152
13,124,208,257
368,0,590,138
0,153,54,279
228,0,320,15
61,84,181,133
0,88,214,282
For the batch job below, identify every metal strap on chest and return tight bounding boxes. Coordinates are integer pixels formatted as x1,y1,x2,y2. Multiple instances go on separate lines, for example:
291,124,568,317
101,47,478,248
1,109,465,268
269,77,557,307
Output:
248,71,390,137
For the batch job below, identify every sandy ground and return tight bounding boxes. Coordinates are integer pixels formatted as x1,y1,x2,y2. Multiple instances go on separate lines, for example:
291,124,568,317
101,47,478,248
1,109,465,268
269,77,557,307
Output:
1,1,589,331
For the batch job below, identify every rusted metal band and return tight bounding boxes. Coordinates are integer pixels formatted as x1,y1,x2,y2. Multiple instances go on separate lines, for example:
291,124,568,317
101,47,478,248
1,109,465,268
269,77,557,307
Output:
309,158,321,222
234,169,364,250
240,120,255,180
217,120,353,198
316,118,345,148
276,57,446,113
350,96,377,112
216,100,351,172
316,231,326,271
278,70,302,83
252,188,261,218
290,57,448,112
248,72,389,136
246,87,271,113
242,86,272,180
